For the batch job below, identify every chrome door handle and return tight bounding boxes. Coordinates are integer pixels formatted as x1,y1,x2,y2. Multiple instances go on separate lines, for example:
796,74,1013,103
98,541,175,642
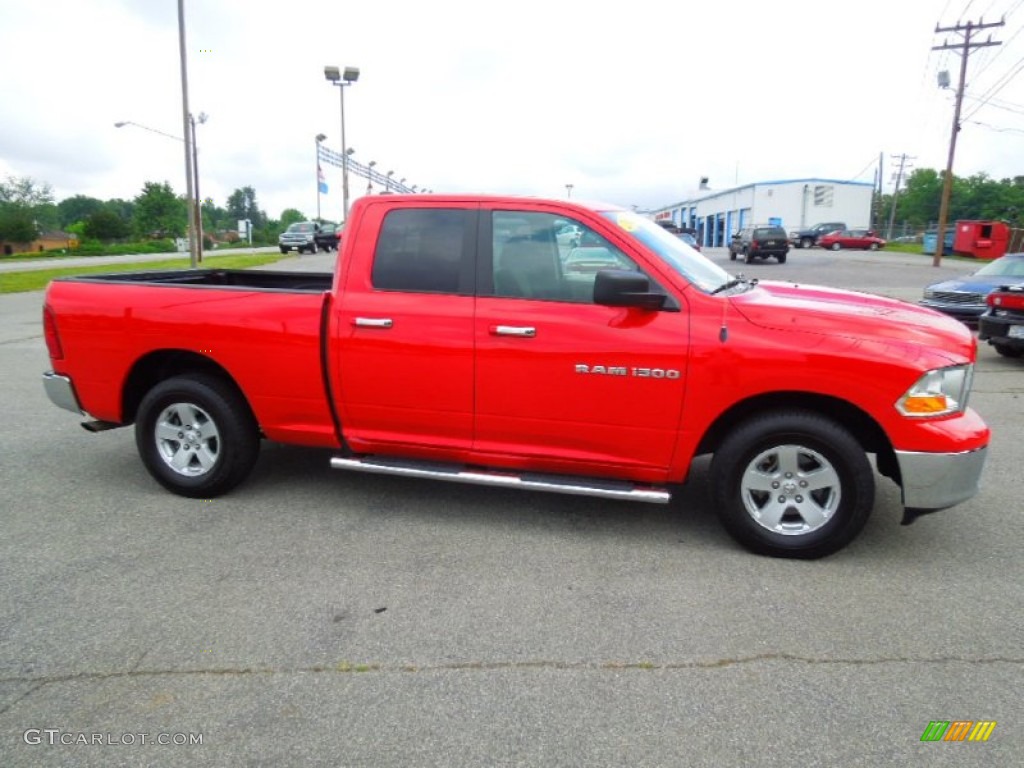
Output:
353,317,393,328
491,325,536,337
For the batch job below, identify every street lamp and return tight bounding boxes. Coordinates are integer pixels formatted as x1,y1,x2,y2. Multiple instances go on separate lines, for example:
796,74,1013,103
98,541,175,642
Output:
565,183,574,198
115,118,204,265
114,120,182,141
315,133,326,221
324,64,359,222
367,160,377,194
386,170,394,192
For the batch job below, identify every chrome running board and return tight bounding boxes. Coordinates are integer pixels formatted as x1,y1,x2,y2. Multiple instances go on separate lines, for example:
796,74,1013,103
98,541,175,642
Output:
330,456,671,504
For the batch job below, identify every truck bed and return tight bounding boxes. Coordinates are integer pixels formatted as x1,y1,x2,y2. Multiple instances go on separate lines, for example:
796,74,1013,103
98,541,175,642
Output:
62,268,334,293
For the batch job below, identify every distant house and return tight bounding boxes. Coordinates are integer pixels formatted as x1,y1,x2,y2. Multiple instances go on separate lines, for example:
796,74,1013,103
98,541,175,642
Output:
1,231,79,256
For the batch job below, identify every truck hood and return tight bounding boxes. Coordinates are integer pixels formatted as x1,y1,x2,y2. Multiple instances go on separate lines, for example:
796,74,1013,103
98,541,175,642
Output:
730,280,975,362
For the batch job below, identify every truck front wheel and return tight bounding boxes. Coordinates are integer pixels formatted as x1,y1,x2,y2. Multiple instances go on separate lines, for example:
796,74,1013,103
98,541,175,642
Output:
135,375,260,498
710,411,874,558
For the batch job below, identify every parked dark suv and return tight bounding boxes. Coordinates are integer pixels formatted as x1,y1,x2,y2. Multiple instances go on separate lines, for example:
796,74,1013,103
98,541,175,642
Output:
729,226,790,264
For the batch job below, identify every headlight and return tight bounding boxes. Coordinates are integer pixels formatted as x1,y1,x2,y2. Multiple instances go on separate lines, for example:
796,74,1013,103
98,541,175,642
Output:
896,364,973,418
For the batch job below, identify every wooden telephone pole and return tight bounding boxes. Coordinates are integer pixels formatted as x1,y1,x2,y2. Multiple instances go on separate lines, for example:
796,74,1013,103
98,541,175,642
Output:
931,17,1003,266
886,153,914,240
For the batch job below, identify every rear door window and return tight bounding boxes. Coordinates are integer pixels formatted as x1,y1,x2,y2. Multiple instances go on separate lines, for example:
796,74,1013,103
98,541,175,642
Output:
370,208,474,294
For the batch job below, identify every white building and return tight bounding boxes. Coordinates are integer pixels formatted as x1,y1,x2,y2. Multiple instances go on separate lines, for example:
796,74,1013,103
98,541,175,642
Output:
650,178,875,248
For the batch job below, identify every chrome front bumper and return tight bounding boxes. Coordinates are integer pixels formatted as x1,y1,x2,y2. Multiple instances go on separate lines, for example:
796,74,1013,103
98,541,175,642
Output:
43,372,83,415
895,445,988,511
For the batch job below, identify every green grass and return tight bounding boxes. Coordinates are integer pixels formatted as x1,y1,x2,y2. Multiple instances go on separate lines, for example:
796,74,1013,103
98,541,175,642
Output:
0,253,289,294
881,243,924,255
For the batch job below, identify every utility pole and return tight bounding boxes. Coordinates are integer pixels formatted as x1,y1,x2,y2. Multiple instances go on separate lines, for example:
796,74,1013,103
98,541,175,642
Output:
874,152,884,232
886,153,914,240
931,17,1003,266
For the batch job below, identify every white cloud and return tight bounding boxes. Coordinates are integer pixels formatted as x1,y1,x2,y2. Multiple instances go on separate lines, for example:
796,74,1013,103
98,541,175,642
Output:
3,0,1023,221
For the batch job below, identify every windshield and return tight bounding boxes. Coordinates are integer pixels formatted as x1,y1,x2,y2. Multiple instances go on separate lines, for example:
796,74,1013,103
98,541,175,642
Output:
600,211,731,293
286,222,315,233
975,255,1024,277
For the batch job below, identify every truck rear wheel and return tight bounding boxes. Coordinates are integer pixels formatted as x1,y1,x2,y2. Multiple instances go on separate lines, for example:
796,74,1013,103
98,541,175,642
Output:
135,374,260,498
710,411,874,558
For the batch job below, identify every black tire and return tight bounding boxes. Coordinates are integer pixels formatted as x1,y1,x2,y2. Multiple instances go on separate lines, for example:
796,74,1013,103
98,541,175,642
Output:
777,253,787,264
800,238,813,249
280,247,288,254
744,249,754,264
709,411,874,559
868,242,879,251
135,374,260,498
729,249,737,261
830,242,842,251
993,342,1024,358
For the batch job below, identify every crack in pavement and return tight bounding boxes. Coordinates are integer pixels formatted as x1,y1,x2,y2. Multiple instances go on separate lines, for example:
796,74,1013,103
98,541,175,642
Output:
2,652,1021,695
0,334,43,345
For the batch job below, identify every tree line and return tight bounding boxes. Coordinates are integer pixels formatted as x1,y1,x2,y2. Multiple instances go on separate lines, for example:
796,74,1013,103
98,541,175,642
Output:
0,175,311,251
878,169,1024,232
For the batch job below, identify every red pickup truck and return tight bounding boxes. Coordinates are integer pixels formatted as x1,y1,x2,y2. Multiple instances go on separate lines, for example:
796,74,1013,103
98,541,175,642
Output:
42,195,990,558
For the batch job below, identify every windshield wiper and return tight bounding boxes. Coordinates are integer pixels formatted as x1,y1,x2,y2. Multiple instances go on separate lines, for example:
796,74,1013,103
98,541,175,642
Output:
711,275,758,295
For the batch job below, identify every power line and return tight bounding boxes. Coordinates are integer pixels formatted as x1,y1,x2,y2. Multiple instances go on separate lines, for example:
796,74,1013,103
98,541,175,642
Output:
965,118,1024,133
962,53,1024,120
846,156,879,183
968,0,1024,80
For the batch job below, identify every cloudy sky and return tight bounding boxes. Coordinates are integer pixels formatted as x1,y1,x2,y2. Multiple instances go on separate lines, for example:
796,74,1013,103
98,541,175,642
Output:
2,0,1023,221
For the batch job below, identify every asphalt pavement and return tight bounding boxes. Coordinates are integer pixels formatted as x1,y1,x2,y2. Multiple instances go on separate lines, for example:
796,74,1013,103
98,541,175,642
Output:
0,248,1020,767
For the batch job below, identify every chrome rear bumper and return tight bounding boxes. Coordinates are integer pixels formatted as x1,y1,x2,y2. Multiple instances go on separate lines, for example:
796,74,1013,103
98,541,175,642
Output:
43,372,83,415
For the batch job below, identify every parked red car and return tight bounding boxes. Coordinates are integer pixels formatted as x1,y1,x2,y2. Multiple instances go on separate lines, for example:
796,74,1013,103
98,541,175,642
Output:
818,229,886,251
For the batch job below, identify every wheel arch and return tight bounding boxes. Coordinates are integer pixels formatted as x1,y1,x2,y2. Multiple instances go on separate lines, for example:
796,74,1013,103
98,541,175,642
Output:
122,350,254,427
693,392,900,483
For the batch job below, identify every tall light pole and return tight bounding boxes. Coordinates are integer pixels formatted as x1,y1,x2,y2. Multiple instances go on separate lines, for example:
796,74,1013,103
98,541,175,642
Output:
189,111,207,262
315,133,327,221
565,183,574,198
177,0,198,267
324,65,359,222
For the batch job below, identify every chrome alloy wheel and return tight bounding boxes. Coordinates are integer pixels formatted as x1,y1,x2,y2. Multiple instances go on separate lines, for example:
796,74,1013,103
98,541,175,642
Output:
153,402,221,477
739,444,841,535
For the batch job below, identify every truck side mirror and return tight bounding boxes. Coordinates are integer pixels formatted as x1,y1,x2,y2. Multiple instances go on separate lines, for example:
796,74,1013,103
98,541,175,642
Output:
593,270,666,310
